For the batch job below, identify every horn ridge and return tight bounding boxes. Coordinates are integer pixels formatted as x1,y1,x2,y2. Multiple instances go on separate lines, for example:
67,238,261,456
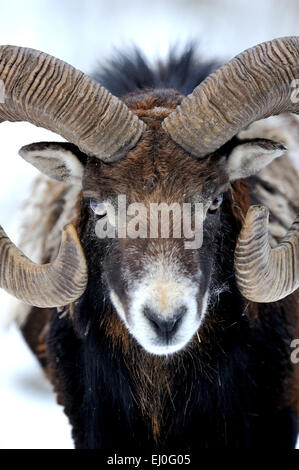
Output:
0,45,146,161
235,206,299,303
162,37,299,157
0,224,87,308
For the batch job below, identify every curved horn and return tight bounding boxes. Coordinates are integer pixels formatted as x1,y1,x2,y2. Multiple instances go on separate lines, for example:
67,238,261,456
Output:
0,45,147,307
0,45,146,162
162,36,299,157
0,224,87,308
234,206,299,303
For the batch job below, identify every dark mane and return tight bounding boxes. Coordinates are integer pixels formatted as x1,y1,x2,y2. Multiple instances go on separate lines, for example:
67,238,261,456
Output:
92,45,219,97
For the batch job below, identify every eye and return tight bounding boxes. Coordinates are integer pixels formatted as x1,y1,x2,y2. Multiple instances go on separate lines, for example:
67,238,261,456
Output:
89,200,107,217
208,194,223,213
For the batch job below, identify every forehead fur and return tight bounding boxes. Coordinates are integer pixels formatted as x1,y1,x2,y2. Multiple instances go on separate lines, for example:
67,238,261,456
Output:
83,90,228,202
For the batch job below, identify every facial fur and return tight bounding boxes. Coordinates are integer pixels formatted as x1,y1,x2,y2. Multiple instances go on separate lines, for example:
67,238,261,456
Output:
81,94,230,355
20,90,282,356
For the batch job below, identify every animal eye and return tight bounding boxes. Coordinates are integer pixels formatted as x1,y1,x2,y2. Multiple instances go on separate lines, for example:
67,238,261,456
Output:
208,194,223,213
89,200,107,217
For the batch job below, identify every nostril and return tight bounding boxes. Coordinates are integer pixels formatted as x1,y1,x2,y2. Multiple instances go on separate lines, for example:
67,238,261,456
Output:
143,306,186,340
143,307,161,331
175,306,187,322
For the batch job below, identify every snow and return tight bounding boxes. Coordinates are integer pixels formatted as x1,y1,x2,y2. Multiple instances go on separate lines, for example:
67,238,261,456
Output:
0,323,73,449
0,0,298,449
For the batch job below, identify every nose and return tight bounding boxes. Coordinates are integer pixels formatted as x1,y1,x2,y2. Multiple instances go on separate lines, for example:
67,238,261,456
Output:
143,306,186,341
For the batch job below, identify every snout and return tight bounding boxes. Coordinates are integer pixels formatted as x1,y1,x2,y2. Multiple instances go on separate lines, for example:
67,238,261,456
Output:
143,306,186,343
109,260,209,355
127,277,204,355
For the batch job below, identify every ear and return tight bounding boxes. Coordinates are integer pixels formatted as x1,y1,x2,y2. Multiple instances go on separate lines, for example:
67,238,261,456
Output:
19,142,86,187
226,139,287,181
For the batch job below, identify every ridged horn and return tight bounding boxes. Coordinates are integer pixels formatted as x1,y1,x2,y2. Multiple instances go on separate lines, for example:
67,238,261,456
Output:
0,45,146,162
0,224,87,308
0,45,147,307
234,206,299,302
162,37,299,157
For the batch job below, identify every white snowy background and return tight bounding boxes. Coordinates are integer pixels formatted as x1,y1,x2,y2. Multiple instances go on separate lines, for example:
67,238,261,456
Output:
0,0,298,449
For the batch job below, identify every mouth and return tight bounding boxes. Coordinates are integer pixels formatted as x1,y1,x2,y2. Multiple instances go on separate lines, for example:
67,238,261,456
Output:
137,332,200,356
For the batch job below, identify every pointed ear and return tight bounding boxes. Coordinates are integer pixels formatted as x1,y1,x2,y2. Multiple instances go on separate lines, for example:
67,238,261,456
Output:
19,142,87,187
226,139,287,181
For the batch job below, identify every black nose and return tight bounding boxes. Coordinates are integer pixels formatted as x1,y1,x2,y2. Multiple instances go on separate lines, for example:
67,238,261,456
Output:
143,306,186,341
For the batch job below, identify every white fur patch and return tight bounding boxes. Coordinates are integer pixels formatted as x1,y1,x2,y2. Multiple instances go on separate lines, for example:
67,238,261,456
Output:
110,290,126,323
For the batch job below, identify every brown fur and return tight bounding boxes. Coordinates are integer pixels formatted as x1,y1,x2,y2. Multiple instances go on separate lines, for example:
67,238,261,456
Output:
21,307,53,369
